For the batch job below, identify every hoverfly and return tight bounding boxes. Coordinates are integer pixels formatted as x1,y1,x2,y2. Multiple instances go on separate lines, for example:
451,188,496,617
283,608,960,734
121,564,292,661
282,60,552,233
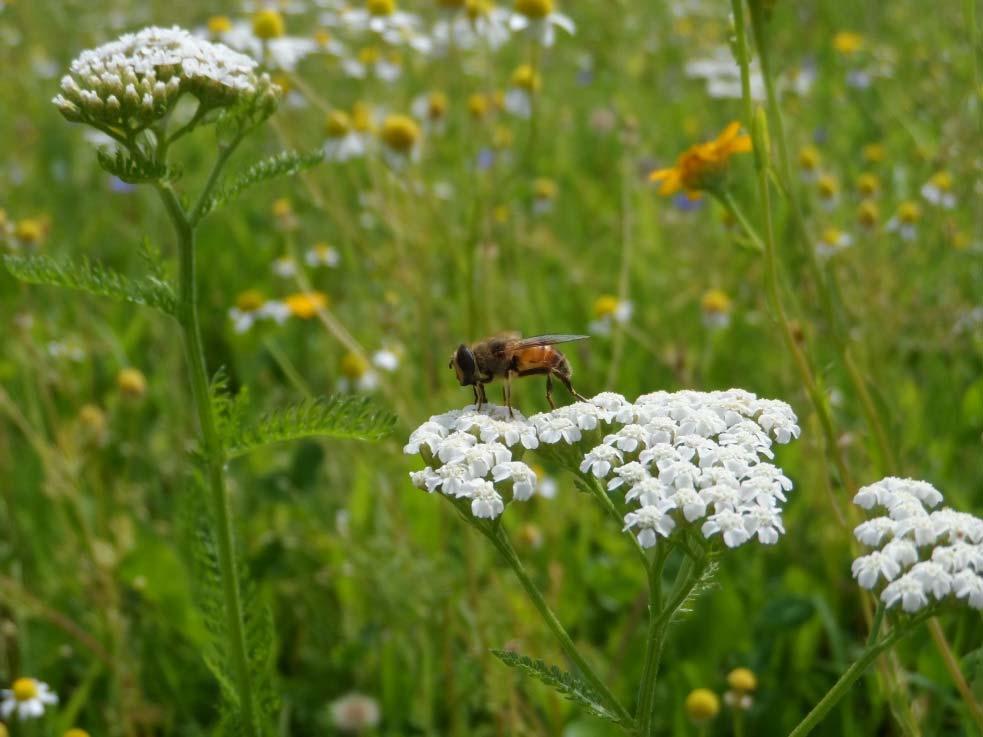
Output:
449,333,589,416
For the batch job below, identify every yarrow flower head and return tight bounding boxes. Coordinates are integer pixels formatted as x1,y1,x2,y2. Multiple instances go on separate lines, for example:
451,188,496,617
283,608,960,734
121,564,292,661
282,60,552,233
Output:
649,122,752,198
53,26,278,132
1,677,58,720
851,477,983,613
405,389,800,544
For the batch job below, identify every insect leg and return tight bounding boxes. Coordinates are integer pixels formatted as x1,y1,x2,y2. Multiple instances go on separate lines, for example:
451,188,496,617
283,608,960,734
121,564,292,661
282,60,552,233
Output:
555,370,588,402
545,374,556,409
472,385,479,407
477,383,488,410
505,372,514,418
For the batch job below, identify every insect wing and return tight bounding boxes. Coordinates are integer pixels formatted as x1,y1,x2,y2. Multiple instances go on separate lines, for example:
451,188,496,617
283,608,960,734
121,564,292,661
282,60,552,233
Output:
512,334,591,349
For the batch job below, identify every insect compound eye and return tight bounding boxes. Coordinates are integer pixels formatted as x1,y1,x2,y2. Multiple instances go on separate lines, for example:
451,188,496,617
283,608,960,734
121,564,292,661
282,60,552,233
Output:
454,344,476,384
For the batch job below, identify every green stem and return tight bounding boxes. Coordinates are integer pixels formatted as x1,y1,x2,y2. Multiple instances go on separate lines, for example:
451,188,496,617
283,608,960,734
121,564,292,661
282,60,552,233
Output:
787,612,932,737
155,181,259,737
636,548,706,736
484,524,633,726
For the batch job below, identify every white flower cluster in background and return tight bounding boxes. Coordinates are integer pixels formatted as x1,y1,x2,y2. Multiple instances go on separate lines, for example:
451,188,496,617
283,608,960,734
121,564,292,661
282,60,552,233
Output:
851,477,983,613
53,26,277,129
405,390,800,538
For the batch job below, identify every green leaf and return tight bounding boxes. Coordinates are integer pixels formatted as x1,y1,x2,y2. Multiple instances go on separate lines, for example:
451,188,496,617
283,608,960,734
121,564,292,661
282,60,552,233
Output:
202,149,324,217
226,395,396,458
491,649,626,725
3,253,177,315
177,477,279,733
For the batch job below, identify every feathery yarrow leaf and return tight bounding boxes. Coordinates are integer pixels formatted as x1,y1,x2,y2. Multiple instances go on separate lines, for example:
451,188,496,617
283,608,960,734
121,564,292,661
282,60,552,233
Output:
202,149,324,218
3,253,177,314
227,395,396,457
491,650,626,725
96,147,179,183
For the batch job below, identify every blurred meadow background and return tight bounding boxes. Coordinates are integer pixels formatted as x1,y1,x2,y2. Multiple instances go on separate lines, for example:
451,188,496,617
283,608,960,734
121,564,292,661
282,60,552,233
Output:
1,0,982,735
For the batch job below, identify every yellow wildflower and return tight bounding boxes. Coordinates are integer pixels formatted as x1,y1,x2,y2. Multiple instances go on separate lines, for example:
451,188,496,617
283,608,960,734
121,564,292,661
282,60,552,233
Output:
897,201,922,224
593,295,620,318
832,31,863,55
512,64,541,92
817,174,839,200
379,114,421,153
426,91,449,120
798,145,821,171
252,9,285,40
701,289,732,315
325,110,352,138
649,122,752,197
727,668,758,693
352,101,374,132
685,688,720,724
857,200,879,228
285,292,328,319
368,0,396,15
340,351,369,379
856,173,879,196
117,368,147,399
862,143,885,163
533,177,557,200
207,15,232,34
468,93,490,119
515,0,553,19
236,290,266,313
14,218,45,245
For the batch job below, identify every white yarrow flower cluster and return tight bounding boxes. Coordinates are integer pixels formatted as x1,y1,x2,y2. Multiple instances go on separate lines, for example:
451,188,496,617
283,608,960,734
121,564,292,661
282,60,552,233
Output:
851,477,983,613
569,390,799,549
405,404,540,519
405,390,800,538
53,26,277,129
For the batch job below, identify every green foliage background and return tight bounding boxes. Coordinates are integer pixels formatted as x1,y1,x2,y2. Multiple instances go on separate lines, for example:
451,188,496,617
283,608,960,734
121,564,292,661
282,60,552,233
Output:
0,0,981,735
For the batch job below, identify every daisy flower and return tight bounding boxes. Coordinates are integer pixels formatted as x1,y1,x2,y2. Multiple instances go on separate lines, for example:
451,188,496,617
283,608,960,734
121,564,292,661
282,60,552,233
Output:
510,0,575,47
1,678,58,720
649,122,752,198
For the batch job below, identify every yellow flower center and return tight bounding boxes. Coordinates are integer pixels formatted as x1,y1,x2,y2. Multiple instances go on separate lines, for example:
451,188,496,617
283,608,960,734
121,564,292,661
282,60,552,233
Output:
380,114,421,152
727,668,758,693
117,368,147,398
12,678,38,702
857,200,879,228
862,143,885,163
272,198,292,218
466,0,492,18
833,31,864,55
64,730,92,737
427,91,449,120
285,291,328,319
684,688,720,724
14,218,43,244
898,201,921,224
352,102,374,132
358,45,381,65
341,351,369,379
253,9,286,40
701,289,732,314
929,171,952,191
534,177,557,200
367,0,396,16
493,125,513,149
821,227,844,245
798,145,820,171
271,72,292,94
207,15,232,34
78,404,106,433
817,174,839,199
236,290,265,312
512,64,541,91
856,172,879,196
515,0,553,19
326,110,351,137
314,29,332,46
468,93,489,118
593,295,620,318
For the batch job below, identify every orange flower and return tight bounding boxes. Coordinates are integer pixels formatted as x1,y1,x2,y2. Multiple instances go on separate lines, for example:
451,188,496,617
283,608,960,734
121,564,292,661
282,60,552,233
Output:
284,291,328,319
649,122,751,197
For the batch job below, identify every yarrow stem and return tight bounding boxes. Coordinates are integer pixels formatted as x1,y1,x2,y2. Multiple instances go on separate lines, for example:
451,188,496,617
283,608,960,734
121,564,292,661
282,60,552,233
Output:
787,610,933,737
481,523,634,726
636,547,706,737
156,167,259,737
